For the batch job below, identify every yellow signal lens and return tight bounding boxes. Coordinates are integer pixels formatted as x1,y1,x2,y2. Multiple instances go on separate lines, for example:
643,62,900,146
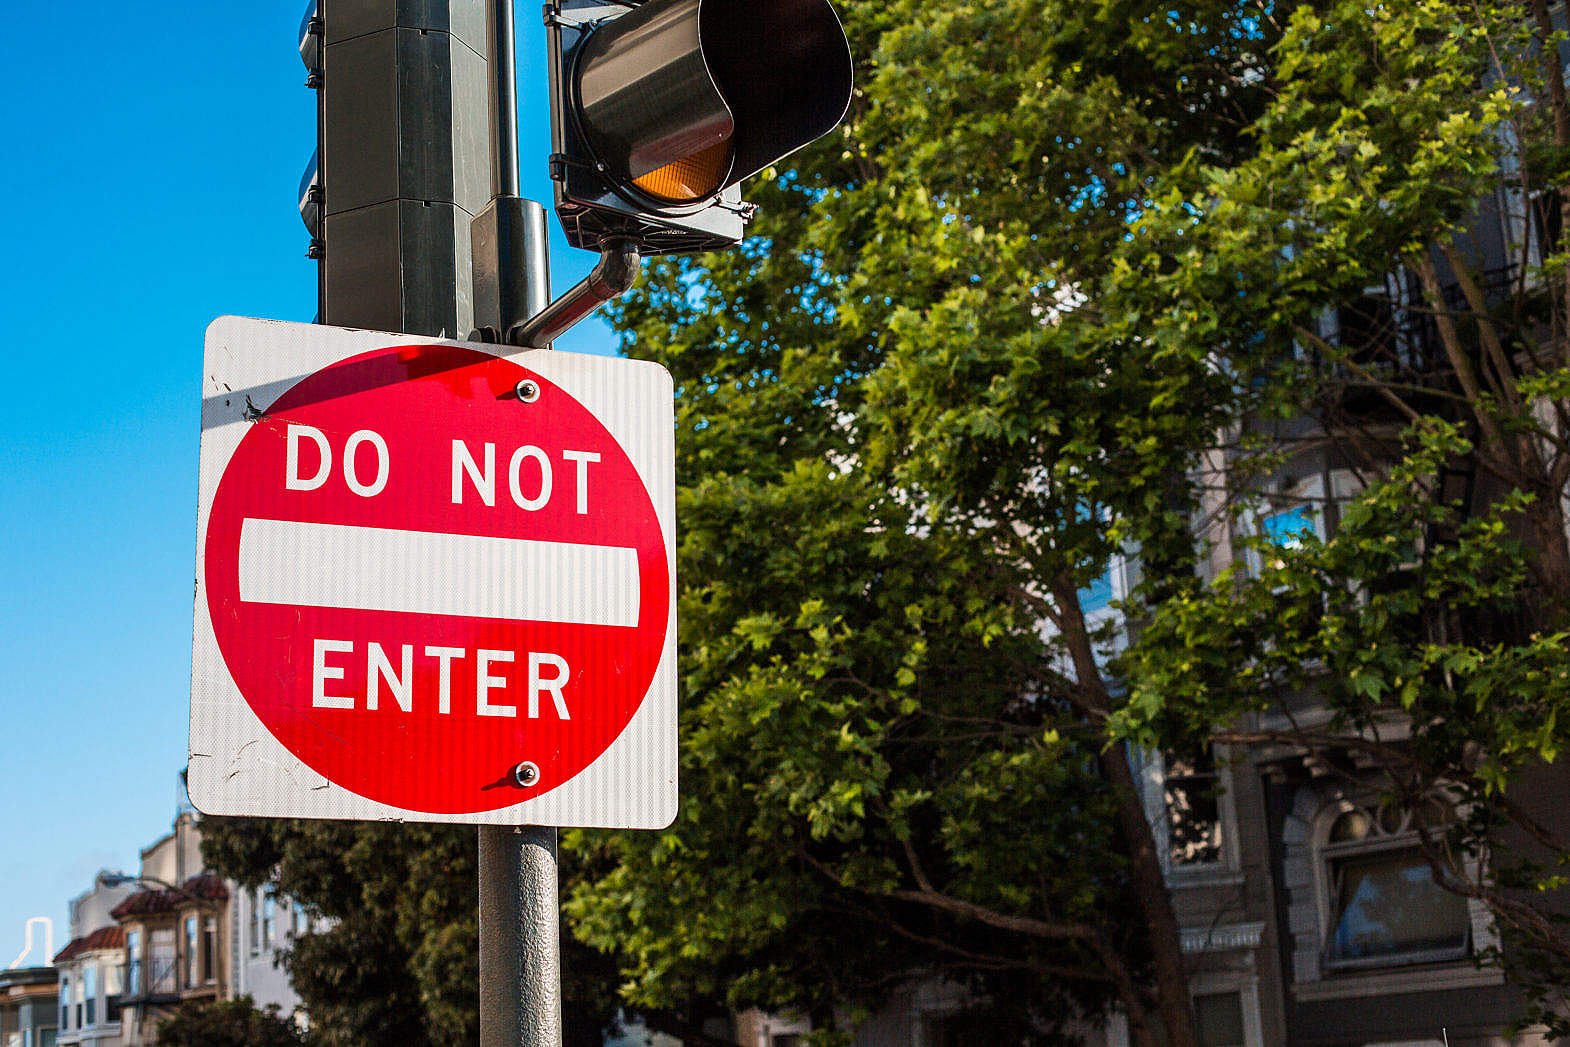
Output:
631,139,733,203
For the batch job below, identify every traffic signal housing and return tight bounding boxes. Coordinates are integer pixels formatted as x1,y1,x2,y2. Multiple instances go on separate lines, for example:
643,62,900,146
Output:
548,0,854,254
297,0,495,337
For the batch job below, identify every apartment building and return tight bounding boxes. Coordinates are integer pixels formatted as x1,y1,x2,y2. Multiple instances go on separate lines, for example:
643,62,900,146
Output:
1093,173,1565,1045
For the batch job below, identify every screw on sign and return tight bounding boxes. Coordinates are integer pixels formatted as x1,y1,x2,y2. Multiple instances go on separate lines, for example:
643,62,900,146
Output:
191,320,675,825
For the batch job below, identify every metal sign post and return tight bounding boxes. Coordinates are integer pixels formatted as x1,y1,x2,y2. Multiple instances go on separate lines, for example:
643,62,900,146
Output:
477,3,562,1045
480,826,562,1047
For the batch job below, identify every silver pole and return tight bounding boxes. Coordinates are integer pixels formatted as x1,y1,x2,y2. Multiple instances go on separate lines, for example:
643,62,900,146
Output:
479,826,562,1047
486,0,521,198
478,7,557,1026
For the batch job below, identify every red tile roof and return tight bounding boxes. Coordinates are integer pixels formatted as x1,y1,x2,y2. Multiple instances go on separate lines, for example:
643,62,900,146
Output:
53,926,126,964
109,873,229,919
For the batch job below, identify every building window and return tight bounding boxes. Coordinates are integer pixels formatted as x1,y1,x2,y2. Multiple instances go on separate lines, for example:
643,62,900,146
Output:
126,929,142,995
1078,567,1115,614
1137,745,1236,878
263,888,277,949
1258,504,1315,548
249,888,261,956
59,974,69,1031
84,964,97,1027
1165,749,1224,868
1320,801,1471,970
74,970,83,1028
185,915,199,988
292,901,310,937
203,916,218,984
1194,991,1245,1047
1247,500,1319,578
105,955,123,1022
151,928,177,993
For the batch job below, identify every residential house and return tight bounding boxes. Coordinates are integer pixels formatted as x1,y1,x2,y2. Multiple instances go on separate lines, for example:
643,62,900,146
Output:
52,876,134,1047
0,966,57,1047
230,882,308,1024
1088,167,1568,1045
107,812,228,1046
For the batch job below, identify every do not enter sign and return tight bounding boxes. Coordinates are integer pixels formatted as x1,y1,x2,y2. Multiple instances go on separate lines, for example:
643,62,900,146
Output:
189,317,677,828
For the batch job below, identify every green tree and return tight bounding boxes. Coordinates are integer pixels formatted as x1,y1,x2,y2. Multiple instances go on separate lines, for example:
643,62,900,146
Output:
570,0,1570,1045
566,0,1288,1040
201,817,669,1047
154,995,314,1047
1105,0,1570,1035
203,820,478,1047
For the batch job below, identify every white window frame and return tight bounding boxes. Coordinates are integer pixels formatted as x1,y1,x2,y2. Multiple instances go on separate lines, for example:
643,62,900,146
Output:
1188,973,1264,1047
249,888,261,957
1312,801,1473,974
1102,976,1263,1047
1135,745,1242,883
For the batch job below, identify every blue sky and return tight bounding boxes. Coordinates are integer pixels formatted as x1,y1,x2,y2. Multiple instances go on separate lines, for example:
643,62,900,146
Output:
0,0,614,963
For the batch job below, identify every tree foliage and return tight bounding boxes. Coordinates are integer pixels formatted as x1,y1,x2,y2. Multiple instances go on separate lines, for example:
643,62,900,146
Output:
201,817,633,1047
203,819,478,1047
154,996,315,1047
570,0,1570,1043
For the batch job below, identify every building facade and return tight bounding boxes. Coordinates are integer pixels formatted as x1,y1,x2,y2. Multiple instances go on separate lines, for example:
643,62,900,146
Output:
0,967,58,1047
52,875,135,1047
46,810,305,1045
106,813,229,1046
229,881,309,1021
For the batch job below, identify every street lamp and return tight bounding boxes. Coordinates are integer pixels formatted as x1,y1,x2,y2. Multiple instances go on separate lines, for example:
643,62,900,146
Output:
95,873,208,903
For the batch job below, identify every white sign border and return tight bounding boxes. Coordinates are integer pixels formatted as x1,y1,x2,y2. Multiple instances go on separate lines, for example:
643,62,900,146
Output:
188,315,677,829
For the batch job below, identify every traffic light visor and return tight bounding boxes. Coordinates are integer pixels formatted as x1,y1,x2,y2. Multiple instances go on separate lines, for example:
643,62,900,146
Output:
572,0,852,205
699,0,853,184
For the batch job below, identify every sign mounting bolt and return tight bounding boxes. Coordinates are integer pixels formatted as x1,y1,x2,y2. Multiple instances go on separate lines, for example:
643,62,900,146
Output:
513,761,541,788
515,379,541,403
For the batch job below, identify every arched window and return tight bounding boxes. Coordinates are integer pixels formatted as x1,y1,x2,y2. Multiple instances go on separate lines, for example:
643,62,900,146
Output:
1318,798,1470,970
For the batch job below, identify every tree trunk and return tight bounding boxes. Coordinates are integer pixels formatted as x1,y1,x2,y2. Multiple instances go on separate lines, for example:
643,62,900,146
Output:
1527,0,1570,357
1053,578,1198,1047
1523,492,1570,626
1104,741,1199,1047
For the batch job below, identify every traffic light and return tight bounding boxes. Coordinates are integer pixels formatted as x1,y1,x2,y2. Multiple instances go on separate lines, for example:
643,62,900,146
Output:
298,4,324,272
547,0,854,254
296,0,495,337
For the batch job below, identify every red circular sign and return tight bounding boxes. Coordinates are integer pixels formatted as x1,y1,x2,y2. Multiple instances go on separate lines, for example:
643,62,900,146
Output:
203,344,670,814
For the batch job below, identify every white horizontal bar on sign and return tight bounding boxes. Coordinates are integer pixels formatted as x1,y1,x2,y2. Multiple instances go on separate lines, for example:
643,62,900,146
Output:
237,518,640,628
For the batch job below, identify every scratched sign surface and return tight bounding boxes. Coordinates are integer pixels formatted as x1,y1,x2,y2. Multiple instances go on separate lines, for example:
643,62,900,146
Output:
189,317,677,828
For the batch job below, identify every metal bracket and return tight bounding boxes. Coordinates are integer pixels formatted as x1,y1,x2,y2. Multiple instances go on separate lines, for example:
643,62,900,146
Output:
508,238,641,348
711,197,758,220
547,152,598,182
546,0,632,28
